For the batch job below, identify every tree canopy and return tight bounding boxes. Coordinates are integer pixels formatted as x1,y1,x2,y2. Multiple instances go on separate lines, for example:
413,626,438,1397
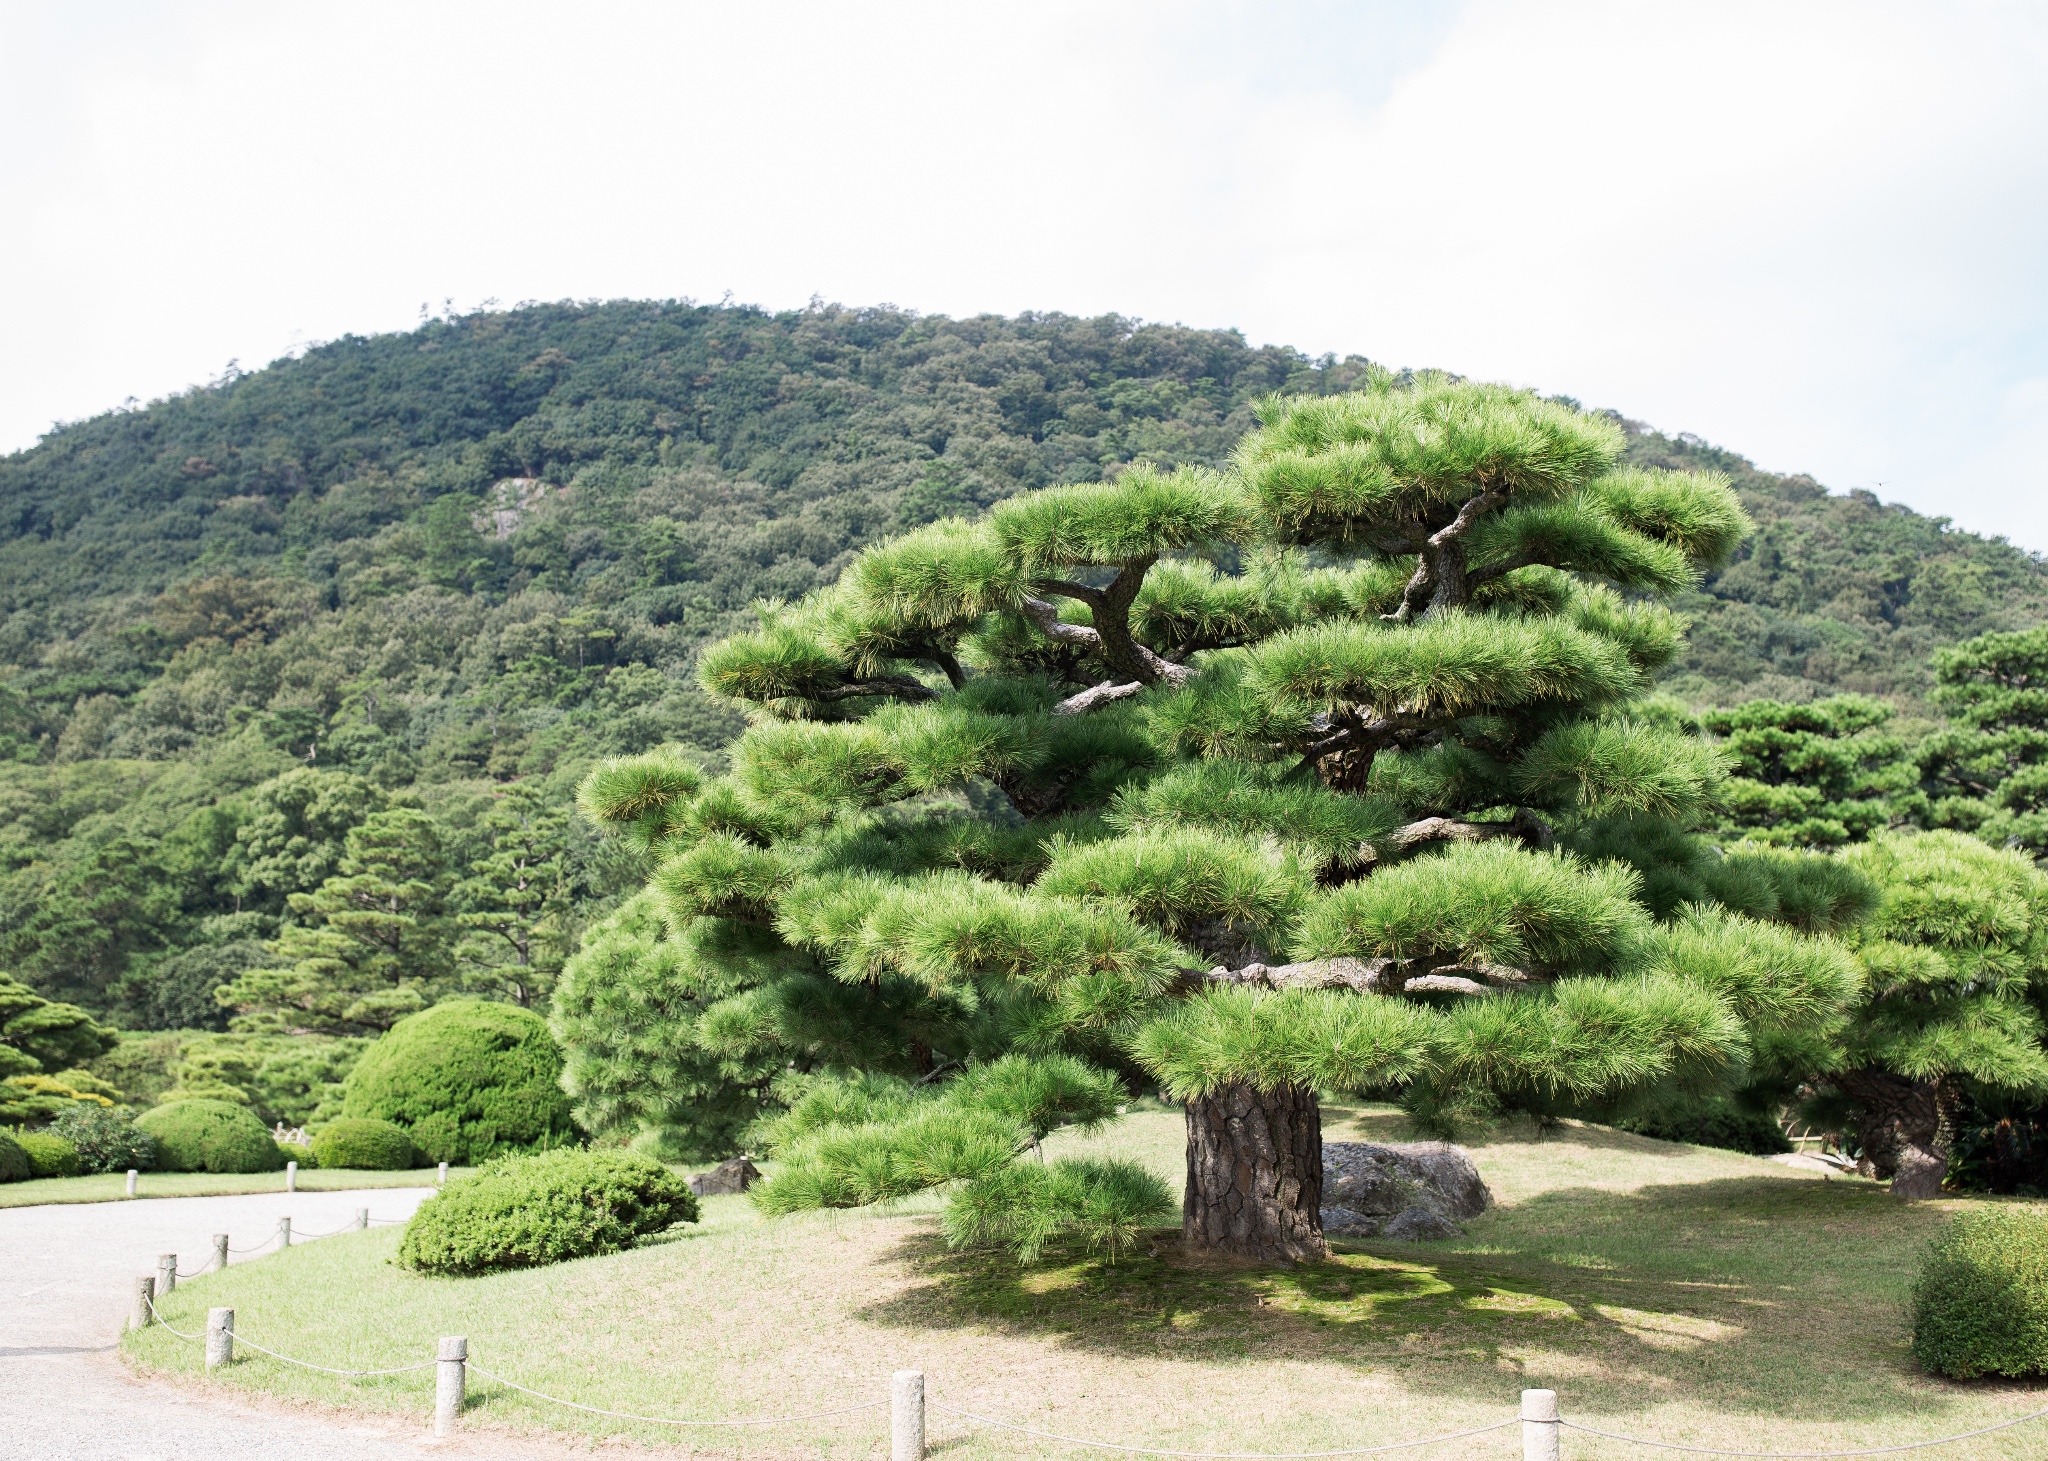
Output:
573,374,1868,1260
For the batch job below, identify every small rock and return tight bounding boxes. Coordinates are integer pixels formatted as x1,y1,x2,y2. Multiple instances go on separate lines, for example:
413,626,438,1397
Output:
687,1156,761,1196
1320,1140,1492,1241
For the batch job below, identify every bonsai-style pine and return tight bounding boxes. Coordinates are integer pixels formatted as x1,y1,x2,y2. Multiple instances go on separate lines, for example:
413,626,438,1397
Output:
574,376,1861,1262
1700,695,1913,848
1821,832,2048,1198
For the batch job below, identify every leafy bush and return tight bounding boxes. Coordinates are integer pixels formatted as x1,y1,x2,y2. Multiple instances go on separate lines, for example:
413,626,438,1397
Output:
278,1141,315,1168
0,1130,27,1182
16,1130,80,1177
1912,1207,2048,1378
342,1002,574,1164
136,1099,285,1174
50,1104,156,1174
311,1118,415,1170
397,1149,697,1275
1614,1101,1792,1156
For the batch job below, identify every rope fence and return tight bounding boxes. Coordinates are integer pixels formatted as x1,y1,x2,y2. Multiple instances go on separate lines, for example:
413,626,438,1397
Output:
124,1225,2048,1459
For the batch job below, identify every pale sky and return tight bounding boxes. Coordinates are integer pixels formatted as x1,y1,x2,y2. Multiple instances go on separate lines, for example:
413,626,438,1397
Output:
5,1,2046,546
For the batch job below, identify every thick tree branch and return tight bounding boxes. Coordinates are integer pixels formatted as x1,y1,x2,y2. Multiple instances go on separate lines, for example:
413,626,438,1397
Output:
1052,679,1146,716
811,675,938,703
1383,489,1510,622
1385,806,1555,852
1020,596,1103,647
1031,577,1107,608
928,651,966,690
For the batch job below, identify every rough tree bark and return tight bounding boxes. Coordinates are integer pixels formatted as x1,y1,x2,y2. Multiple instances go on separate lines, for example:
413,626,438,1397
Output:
1836,1068,1946,1199
1183,1082,1326,1262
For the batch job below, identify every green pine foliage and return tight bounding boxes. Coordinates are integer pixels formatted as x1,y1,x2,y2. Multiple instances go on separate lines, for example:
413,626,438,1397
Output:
1700,697,1915,848
0,976,118,1078
1916,627,2048,855
136,1097,286,1173
565,373,1874,1260
397,1149,698,1276
339,1001,574,1163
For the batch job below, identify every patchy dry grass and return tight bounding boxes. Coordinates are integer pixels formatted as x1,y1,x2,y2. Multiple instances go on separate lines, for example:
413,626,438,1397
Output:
123,1106,2048,1459
2,1166,458,1208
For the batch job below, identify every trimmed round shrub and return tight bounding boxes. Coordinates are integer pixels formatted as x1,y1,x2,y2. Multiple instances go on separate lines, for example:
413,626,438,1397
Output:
16,1130,80,1178
278,1140,316,1168
51,1103,156,1174
311,1118,414,1170
1912,1206,2048,1378
0,1130,28,1183
398,1148,698,1275
137,1099,286,1174
342,1002,574,1165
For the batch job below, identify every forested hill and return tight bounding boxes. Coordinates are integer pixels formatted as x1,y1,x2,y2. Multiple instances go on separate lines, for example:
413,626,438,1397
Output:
1,299,2042,1027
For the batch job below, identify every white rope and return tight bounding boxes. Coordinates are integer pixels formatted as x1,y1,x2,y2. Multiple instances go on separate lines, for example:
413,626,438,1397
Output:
927,1402,1520,1458
141,1291,205,1342
228,1331,439,1378
289,1222,363,1239
465,1362,886,1428
227,1238,278,1254
173,1254,221,1280
1557,1408,2048,1458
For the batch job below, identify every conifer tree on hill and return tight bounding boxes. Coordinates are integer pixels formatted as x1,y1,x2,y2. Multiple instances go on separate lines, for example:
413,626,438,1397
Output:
574,375,1863,1262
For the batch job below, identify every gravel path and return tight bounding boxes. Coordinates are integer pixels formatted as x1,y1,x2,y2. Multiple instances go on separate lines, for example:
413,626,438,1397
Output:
0,1187,574,1460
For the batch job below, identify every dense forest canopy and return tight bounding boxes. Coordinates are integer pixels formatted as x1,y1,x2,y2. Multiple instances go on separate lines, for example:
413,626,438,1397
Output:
1,300,2042,1035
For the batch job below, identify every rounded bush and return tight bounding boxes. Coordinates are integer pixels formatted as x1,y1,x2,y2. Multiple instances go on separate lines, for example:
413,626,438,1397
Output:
311,1118,415,1170
16,1130,80,1177
398,1148,698,1276
342,1002,574,1165
136,1099,286,1174
50,1104,156,1175
1912,1207,2048,1378
0,1130,28,1183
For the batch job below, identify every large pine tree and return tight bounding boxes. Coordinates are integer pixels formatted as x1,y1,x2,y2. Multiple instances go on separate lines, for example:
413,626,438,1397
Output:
574,376,1861,1261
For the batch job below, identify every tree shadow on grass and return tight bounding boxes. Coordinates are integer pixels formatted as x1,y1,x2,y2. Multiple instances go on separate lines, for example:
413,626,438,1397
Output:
853,1175,2025,1425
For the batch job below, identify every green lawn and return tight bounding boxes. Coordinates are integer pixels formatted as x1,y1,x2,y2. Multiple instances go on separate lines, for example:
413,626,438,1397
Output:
124,1108,2048,1459
3,1167,458,1208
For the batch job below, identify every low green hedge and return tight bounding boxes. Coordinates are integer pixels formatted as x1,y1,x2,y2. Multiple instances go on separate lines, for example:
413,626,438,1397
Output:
311,1118,415,1170
16,1130,80,1177
0,1130,27,1183
137,1099,286,1174
398,1149,697,1276
1912,1206,2048,1378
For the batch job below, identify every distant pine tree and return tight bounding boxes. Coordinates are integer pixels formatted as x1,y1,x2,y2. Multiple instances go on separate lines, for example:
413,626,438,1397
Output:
1917,627,2048,855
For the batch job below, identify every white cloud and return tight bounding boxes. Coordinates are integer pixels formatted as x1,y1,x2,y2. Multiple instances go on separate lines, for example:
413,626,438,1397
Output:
3,0,2044,546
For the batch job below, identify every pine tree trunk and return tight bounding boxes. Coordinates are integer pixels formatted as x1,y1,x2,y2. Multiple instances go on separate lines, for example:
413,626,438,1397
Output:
1183,1082,1326,1262
1837,1069,1946,1199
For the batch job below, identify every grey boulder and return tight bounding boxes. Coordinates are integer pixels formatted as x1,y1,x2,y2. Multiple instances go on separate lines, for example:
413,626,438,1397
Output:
687,1155,762,1196
1320,1141,1492,1241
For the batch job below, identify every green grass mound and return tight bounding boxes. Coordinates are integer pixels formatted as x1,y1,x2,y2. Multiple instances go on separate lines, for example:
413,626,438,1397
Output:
1912,1206,2048,1378
0,1130,27,1182
137,1099,285,1174
342,1002,574,1165
311,1118,414,1170
398,1148,698,1276
16,1130,80,1177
